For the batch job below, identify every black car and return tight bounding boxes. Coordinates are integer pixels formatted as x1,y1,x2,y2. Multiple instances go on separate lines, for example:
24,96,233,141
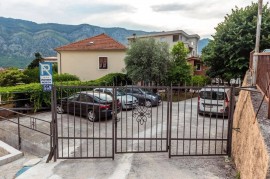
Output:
123,86,161,107
57,91,120,122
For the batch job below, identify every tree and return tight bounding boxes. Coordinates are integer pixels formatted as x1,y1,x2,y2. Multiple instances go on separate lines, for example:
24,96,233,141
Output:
124,38,170,85
24,52,44,83
23,67,39,83
168,42,192,85
27,52,43,69
0,68,28,86
202,3,270,80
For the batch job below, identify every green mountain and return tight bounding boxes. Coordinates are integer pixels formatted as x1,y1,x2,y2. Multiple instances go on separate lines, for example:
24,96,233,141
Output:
0,17,208,68
198,38,210,55
0,17,149,68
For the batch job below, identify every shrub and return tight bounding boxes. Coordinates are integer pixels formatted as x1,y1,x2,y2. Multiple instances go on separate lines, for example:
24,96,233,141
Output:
189,75,211,86
0,73,131,111
0,68,28,87
94,73,131,86
53,73,80,82
23,67,39,83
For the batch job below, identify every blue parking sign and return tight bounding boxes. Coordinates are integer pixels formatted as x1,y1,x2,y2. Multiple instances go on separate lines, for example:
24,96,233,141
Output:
39,62,53,85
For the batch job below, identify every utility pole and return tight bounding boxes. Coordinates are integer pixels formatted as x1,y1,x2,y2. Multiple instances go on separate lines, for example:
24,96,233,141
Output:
252,0,263,86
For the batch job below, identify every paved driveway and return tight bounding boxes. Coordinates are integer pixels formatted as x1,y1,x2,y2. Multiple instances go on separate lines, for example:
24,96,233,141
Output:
54,97,229,158
1,98,235,179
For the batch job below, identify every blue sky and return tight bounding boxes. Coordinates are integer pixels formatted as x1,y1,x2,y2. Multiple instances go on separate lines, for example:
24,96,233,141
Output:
0,0,257,38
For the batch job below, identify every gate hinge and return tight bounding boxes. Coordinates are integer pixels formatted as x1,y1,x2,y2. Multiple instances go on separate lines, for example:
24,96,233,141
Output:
167,145,170,150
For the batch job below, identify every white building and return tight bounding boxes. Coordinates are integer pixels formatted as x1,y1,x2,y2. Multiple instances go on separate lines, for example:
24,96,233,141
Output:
127,30,200,57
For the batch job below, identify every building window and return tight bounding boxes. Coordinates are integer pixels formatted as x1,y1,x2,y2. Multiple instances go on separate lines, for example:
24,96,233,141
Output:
173,35,179,42
195,63,201,71
99,57,108,69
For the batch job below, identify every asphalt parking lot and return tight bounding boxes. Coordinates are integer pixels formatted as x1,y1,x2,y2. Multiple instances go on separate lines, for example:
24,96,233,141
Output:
1,97,235,178
54,97,229,158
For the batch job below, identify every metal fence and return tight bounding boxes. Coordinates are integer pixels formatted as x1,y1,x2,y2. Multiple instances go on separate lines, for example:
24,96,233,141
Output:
256,54,270,97
53,85,115,159
52,84,235,160
0,91,50,112
169,85,235,157
0,107,53,162
250,53,270,118
115,85,170,154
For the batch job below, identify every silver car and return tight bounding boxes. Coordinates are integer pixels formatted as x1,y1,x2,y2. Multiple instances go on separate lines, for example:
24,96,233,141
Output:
198,87,232,117
94,88,138,109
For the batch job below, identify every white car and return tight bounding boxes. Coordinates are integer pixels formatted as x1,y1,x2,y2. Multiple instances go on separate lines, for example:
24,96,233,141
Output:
198,87,232,117
94,88,138,109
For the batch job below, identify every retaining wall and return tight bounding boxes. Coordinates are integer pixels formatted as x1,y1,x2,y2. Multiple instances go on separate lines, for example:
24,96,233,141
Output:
232,72,270,179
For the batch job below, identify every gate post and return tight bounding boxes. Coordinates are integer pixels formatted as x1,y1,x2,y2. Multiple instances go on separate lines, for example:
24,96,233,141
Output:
46,85,56,163
17,115,21,150
53,85,59,161
112,85,116,160
168,85,172,158
227,87,235,157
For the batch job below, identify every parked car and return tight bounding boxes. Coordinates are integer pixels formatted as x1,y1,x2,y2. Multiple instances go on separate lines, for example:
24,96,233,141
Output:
93,88,138,109
56,91,120,122
198,87,233,117
123,86,161,107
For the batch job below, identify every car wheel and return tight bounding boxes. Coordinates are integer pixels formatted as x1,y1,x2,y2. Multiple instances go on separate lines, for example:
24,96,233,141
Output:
87,110,96,122
57,104,64,114
145,100,152,107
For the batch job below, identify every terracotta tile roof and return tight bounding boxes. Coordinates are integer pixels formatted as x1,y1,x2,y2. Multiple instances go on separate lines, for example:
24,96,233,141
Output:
55,33,126,51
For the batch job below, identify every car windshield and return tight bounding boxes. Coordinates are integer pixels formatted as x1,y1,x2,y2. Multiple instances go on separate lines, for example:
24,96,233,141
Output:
116,89,126,96
68,94,79,100
93,93,112,102
200,91,226,100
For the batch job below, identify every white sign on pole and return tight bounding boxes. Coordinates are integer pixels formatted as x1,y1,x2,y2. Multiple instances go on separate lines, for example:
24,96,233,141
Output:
39,62,53,85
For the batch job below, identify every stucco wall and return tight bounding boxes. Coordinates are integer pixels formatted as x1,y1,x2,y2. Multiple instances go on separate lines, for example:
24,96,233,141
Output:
57,50,126,81
128,34,199,56
232,74,270,179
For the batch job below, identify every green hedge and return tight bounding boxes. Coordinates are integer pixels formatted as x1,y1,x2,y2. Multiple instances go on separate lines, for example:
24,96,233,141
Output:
53,73,80,82
91,73,131,85
0,73,131,111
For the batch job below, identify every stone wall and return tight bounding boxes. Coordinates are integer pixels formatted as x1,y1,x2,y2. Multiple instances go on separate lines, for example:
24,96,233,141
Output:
232,73,270,179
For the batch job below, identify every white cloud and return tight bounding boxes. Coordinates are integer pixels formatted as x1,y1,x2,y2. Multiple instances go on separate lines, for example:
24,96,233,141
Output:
0,0,255,38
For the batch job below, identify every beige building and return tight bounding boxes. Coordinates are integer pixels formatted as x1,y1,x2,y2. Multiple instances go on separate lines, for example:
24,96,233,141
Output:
55,33,126,81
127,30,200,57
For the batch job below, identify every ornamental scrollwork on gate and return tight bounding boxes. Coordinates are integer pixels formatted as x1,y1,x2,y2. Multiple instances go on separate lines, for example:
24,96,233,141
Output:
132,106,152,125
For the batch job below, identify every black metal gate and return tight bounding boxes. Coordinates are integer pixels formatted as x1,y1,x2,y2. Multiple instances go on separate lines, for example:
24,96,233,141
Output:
169,86,235,157
52,85,235,160
54,86,115,159
115,86,170,153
